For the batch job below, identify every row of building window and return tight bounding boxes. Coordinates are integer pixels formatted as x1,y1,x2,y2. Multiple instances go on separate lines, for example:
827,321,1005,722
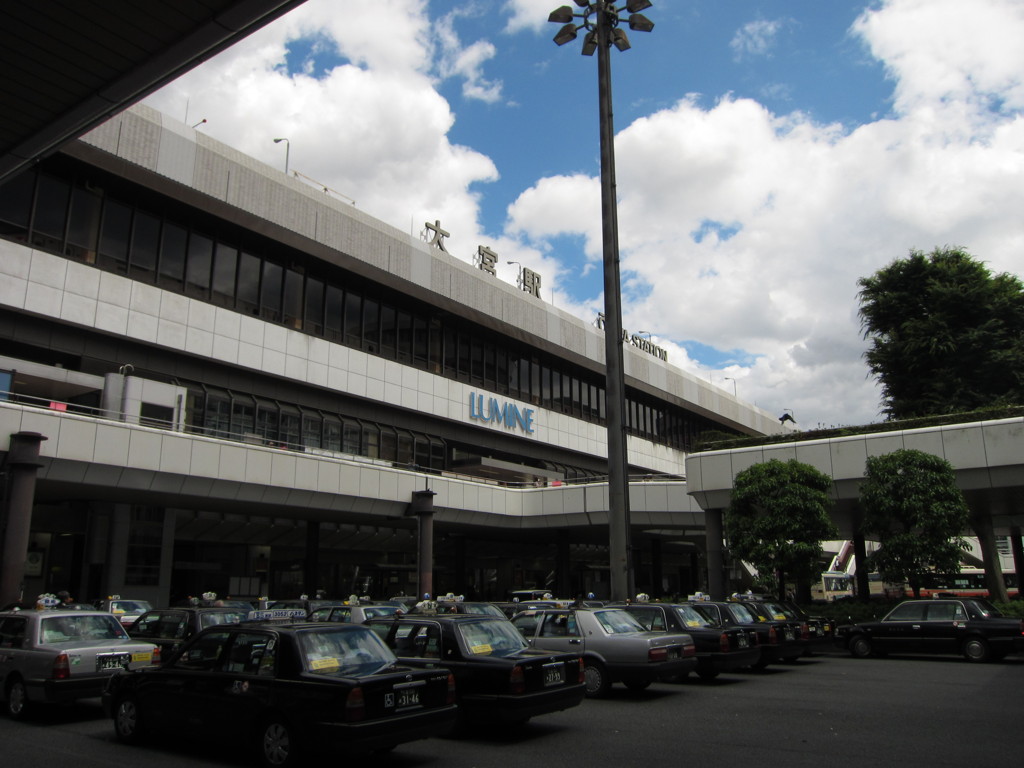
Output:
0,160,731,452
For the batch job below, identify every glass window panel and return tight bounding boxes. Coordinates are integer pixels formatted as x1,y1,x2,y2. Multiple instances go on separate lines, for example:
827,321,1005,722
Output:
98,199,132,273
185,233,213,298
0,169,34,238
236,251,262,316
396,310,412,363
129,210,160,281
379,427,397,461
457,334,470,383
363,297,379,352
413,317,430,368
212,243,238,307
470,338,483,386
66,185,102,263
397,431,413,465
325,284,343,341
231,397,254,437
283,269,303,330
305,277,325,335
255,401,279,443
323,418,342,451
259,259,283,321
302,413,322,449
344,291,362,345
158,223,187,291
380,303,396,358
31,174,70,251
342,420,361,454
362,423,379,458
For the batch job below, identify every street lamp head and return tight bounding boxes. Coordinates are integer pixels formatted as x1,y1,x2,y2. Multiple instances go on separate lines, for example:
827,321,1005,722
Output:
273,137,287,144
548,5,575,23
581,30,598,56
628,13,654,32
626,0,653,12
611,27,631,51
553,22,579,45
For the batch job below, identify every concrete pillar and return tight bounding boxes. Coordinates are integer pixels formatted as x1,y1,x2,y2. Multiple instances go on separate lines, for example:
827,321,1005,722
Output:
650,537,663,598
705,508,726,599
304,520,320,597
853,533,870,601
555,530,571,598
410,489,436,599
1011,526,1023,597
0,432,47,607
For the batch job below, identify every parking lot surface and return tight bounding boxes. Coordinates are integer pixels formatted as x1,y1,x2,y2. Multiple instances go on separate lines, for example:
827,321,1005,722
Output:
1,648,1020,768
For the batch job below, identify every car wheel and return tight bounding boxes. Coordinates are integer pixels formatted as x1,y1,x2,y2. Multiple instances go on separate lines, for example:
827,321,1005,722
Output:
258,716,300,768
962,637,992,663
113,695,146,743
623,679,651,692
583,660,610,698
5,678,30,720
849,635,873,659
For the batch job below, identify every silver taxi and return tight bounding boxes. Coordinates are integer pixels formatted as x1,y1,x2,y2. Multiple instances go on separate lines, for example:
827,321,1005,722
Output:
0,607,159,718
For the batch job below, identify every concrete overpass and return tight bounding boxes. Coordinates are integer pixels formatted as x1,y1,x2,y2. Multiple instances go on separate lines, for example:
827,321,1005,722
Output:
685,417,1024,598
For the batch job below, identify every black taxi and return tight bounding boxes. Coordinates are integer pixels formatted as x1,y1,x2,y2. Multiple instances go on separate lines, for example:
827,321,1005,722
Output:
366,611,585,729
616,601,761,679
103,618,457,766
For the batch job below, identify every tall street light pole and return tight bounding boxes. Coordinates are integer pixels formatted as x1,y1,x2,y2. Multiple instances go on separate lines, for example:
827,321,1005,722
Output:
273,137,290,175
548,1,654,602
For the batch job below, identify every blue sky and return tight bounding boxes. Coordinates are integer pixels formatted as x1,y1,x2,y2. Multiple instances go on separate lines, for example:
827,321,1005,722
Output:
146,0,1024,428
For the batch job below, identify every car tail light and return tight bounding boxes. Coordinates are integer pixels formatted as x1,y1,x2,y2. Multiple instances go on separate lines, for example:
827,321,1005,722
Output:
648,646,668,662
800,623,810,641
577,658,586,683
345,686,365,722
682,641,696,658
767,626,778,645
446,672,457,705
152,646,161,666
1018,619,1024,636
509,664,526,695
720,633,730,653
53,652,70,680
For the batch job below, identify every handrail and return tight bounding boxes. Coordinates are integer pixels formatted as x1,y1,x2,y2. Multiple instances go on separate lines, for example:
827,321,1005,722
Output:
0,390,686,488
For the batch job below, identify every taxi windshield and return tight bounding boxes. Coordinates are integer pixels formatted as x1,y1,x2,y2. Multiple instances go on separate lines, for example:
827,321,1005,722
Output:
457,619,529,657
593,609,646,634
299,627,396,676
41,614,129,643
761,602,793,620
110,600,152,615
725,603,758,624
671,605,713,629
199,610,249,629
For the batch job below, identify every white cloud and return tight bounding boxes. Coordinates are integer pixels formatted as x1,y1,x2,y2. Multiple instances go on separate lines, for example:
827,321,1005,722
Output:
507,0,1024,426
141,0,1024,431
730,19,785,60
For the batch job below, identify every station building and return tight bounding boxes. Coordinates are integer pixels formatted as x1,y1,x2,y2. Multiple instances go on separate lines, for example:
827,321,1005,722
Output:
0,104,785,606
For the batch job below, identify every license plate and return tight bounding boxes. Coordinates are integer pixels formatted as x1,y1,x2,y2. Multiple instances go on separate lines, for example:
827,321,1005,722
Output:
97,653,130,671
542,662,565,687
738,634,749,648
784,628,795,641
396,688,420,708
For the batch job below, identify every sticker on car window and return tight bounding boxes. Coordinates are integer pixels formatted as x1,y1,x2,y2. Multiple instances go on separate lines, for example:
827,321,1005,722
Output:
470,644,493,654
310,657,340,670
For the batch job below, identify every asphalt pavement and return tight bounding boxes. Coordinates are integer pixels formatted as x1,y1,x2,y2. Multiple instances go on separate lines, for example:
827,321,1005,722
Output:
2,648,1020,768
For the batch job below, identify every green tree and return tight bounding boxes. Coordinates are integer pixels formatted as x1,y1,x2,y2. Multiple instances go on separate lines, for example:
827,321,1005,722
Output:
857,246,1024,421
725,459,838,601
859,449,970,599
